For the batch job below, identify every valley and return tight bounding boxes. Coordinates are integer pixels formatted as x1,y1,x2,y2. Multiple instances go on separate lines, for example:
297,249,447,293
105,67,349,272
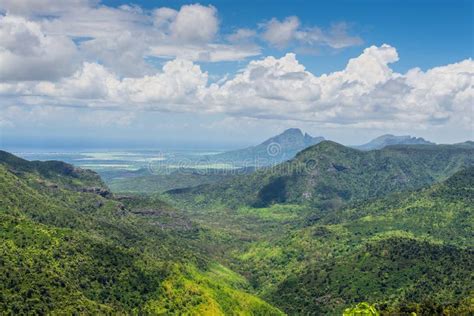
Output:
2,134,473,315
1,1,472,314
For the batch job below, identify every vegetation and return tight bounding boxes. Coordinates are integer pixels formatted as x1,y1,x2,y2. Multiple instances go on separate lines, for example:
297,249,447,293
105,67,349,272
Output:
0,151,282,314
343,302,380,316
168,141,474,208
165,167,474,315
1,142,473,315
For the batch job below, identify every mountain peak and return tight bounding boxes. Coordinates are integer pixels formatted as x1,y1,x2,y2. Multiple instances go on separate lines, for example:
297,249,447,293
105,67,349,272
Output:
281,128,303,136
209,128,325,165
296,140,356,158
355,134,434,150
262,128,324,146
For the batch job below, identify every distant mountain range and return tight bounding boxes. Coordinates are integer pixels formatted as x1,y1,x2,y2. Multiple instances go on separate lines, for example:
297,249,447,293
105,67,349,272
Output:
207,130,439,166
353,134,434,150
170,141,474,208
207,128,324,165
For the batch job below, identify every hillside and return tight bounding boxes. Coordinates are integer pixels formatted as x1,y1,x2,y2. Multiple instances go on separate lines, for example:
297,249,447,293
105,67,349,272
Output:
263,167,474,314
354,134,434,150
0,151,282,315
173,168,473,315
205,128,325,166
169,141,474,208
2,148,472,315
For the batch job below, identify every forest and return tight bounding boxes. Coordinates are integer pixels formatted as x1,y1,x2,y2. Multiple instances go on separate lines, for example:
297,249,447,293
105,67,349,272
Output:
0,142,473,315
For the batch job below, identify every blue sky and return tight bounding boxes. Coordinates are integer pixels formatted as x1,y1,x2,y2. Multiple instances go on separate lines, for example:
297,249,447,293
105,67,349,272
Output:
139,0,472,70
97,0,474,76
0,0,472,149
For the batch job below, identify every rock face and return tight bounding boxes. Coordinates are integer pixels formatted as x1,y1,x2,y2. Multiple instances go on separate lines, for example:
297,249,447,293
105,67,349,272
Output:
354,134,434,150
207,128,325,165
80,187,112,198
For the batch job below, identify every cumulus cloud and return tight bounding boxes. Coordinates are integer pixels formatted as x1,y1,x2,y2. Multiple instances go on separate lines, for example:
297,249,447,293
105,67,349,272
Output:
2,59,209,112
0,1,262,79
213,44,471,129
0,1,469,134
0,1,364,81
0,15,79,81
154,4,219,44
207,53,322,117
2,44,472,132
169,4,218,43
79,31,150,77
148,4,260,62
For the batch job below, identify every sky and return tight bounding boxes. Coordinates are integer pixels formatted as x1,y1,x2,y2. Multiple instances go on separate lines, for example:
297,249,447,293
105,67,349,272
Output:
0,0,472,150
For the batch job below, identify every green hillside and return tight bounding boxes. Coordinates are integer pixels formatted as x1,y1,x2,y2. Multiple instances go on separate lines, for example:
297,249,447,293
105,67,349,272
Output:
159,166,473,315
233,168,474,314
0,151,282,315
1,148,473,315
169,141,474,209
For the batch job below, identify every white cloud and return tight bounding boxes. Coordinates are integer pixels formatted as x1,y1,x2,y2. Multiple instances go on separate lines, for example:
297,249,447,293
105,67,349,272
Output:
149,43,260,62
79,31,150,77
118,59,208,108
148,4,259,62
0,15,79,81
0,0,469,136
207,53,321,117
262,16,300,48
262,16,362,50
296,22,363,49
208,44,473,129
0,2,262,80
0,0,93,16
3,44,471,132
0,1,365,82
227,28,257,43
169,4,218,44
3,59,209,112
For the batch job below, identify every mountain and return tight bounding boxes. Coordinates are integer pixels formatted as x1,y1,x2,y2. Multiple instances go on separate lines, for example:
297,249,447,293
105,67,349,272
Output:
2,147,473,315
206,128,325,166
169,141,474,208
354,134,434,150
0,150,108,192
165,151,474,314
0,150,282,315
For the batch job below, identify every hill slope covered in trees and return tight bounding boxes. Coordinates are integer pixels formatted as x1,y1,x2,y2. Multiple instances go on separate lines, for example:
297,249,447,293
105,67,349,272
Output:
167,168,473,314
0,150,282,315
